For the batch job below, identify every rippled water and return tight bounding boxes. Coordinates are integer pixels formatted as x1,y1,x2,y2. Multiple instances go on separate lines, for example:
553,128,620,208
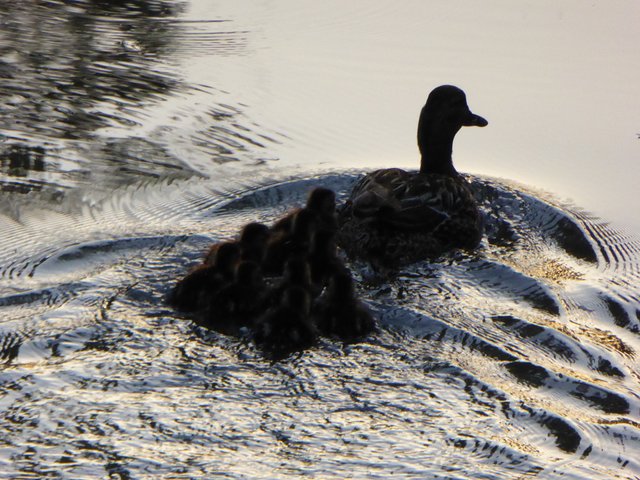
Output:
1,1,639,479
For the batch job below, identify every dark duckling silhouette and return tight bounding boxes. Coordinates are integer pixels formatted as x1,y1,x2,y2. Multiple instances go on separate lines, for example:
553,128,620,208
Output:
263,208,317,275
265,255,315,308
337,85,488,265
167,263,215,313
169,242,240,312
273,187,338,236
238,222,271,264
308,229,342,290
204,223,269,266
207,260,265,333
202,241,241,281
313,267,376,342
254,286,318,358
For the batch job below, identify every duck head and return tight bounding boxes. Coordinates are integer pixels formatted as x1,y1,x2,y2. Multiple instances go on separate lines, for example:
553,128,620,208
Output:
240,222,270,245
213,242,241,277
306,187,336,215
239,222,270,262
417,85,487,176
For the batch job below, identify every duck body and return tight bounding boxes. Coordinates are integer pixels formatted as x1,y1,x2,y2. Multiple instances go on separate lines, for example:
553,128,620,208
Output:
264,256,316,309
206,260,266,333
337,85,487,265
254,286,318,358
262,208,316,276
337,169,482,265
313,268,376,341
307,229,342,290
169,242,241,312
168,263,221,313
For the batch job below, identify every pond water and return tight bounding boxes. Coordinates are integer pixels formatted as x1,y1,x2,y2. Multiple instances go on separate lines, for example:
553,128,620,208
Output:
1,1,639,479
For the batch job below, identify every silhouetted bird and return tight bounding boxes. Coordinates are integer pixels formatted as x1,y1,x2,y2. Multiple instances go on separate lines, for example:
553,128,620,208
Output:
307,228,342,291
207,260,266,333
169,242,240,312
238,222,271,264
313,267,376,341
265,255,315,308
254,286,318,358
337,85,487,266
263,208,316,275
168,263,216,313
272,187,338,235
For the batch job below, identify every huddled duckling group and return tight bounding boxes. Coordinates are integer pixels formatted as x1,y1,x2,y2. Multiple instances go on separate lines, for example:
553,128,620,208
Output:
168,187,376,358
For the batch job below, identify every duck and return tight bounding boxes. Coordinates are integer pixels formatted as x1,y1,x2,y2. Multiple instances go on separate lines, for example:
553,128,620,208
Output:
307,228,342,290
203,222,269,267
272,187,338,236
312,267,376,341
206,260,266,333
237,222,271,264
253,286,318,358
201,241,241,281
167,263,216,313
262,208,317,275
265,255,315,308
336,85,488,265
169,242,240,312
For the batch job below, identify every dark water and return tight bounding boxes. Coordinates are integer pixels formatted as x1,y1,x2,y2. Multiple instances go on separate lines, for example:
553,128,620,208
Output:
1,2,640,479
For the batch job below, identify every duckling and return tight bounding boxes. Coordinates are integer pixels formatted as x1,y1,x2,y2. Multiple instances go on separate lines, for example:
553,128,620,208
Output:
254,286,318,358
203,240,240,268
272,187,338,235
303,186,338,235
238,222,270,264
265,255,315,308
205,241,241,279
313,267,376,342
263,208,316,276
207,260,265,333
337,85,488,265
167,263,216,312
169,242,241,312
307,229,342,291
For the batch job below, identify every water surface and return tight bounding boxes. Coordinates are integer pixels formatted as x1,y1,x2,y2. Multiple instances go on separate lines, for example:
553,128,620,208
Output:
1,1,639,479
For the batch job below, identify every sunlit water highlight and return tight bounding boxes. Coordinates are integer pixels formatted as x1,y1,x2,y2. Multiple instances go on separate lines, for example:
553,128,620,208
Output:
1,1,639,479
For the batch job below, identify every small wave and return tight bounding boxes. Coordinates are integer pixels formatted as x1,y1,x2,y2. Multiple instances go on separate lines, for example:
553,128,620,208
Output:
1,170,639,479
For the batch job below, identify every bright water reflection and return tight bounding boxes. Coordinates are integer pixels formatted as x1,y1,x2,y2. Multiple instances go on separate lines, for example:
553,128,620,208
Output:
1,1,639,479
183,0,640,235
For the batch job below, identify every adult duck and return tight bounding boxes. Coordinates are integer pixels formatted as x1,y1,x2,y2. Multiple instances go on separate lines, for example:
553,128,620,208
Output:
336,85,488,265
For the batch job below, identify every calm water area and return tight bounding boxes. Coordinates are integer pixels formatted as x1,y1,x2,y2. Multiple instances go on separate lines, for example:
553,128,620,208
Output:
1,1,639,479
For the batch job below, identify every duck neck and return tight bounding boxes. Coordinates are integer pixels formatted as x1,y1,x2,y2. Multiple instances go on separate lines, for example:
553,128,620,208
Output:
417,113,460,176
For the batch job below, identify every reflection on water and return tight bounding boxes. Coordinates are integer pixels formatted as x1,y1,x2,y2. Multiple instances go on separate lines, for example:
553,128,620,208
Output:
0,0,184,197
1,1,640,479
0,0,272,210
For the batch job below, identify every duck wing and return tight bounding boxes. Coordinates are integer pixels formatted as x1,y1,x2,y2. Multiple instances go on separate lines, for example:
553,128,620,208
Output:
347,169,466,231
337,169,482,264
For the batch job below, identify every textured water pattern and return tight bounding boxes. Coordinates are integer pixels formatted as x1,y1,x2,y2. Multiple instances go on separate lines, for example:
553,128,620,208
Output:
0,169,639,479
2,1,640,478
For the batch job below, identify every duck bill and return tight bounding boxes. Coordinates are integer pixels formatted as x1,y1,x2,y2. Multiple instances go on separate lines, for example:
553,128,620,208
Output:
463,111,488,127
